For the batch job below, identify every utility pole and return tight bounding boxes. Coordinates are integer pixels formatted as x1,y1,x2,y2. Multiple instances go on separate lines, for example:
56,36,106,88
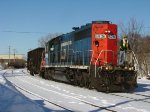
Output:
14,49,16,63
9,46,10,66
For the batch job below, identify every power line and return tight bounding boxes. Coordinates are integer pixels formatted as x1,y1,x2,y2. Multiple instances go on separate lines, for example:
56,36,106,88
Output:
144,27,150,28
9,46,10,65
1,30,48,34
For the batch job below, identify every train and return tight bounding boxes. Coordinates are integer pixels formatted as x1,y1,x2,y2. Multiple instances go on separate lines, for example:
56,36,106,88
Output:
27,21,137,92
27,47,45,75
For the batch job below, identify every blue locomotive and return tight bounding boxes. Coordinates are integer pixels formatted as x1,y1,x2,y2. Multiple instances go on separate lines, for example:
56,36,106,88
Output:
27,21,138,92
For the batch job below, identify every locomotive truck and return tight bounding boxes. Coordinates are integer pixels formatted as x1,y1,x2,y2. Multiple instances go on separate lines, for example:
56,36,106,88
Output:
27,21,138,92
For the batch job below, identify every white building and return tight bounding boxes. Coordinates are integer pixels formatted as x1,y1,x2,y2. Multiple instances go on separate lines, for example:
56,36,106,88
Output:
0,54,26,65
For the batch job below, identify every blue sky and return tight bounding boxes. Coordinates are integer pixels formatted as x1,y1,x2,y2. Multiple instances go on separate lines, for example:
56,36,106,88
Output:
0,0,150,55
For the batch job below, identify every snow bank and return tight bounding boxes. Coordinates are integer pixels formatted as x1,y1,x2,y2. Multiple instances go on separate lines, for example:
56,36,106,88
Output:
0,65,4,70
0,71,45,112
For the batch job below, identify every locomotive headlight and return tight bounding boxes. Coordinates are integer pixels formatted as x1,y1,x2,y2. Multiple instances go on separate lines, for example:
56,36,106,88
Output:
108,65,113,70
129,67,132,71
105,30,108,33
105,67,109,70
105,65,113,70
129,67,134,70
105,30,111,34
124,66,128,69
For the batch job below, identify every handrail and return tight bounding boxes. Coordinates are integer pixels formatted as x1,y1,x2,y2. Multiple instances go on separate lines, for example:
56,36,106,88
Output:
131,50,139,72
49,49,93,66
94,50,114,77
89,50,94,74
73,50,93,66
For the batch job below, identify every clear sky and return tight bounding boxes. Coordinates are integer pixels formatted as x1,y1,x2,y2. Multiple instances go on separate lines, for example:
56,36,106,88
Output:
0,0,150,55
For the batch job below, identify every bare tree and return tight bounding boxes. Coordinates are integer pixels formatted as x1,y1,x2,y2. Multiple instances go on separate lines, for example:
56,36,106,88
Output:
119,17,143,53
118,18,150,77
38,33,62,47
138,36,150,78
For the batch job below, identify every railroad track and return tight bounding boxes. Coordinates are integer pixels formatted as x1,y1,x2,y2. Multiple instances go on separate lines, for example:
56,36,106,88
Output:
22,69,150,106
130,93,150,98
2,70,73,112
23,69,150,104
3,69,117,112
8,81,74,112
108,92,150,104
15,84,116,112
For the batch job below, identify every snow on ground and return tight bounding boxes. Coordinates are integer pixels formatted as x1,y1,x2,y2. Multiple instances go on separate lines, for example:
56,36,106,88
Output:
0,70,45,112
0,69,70,112
0,68,150,112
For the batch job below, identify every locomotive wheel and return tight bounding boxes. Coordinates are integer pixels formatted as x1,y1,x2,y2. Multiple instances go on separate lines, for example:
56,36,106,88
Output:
40,70,45,78
44,68,49,79
66,69,75,84
87,75,98,90
74,70,84,87
30,70,34,76
47,69,53,80
49,69,55,80
82,72,90,88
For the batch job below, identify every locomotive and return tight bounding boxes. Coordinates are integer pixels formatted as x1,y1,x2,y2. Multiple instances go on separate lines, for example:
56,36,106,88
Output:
27,21,137,92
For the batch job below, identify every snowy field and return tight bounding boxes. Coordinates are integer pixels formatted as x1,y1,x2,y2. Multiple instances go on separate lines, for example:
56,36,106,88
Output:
0,69,150,112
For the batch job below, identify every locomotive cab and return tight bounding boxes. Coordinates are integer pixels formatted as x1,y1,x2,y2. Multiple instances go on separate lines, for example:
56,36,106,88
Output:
89,21,137,92
91,21,118,68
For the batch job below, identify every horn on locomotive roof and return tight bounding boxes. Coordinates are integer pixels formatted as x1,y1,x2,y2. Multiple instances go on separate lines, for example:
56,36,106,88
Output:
92,21,111,24
72,27,80,30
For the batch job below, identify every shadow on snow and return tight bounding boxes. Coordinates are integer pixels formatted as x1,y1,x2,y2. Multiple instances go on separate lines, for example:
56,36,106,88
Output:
0,73,70,112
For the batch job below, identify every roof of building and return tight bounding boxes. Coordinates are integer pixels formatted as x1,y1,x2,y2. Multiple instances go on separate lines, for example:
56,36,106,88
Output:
0,54,25,60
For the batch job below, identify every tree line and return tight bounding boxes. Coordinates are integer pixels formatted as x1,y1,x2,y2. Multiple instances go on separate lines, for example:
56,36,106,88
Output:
119,18,150,78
